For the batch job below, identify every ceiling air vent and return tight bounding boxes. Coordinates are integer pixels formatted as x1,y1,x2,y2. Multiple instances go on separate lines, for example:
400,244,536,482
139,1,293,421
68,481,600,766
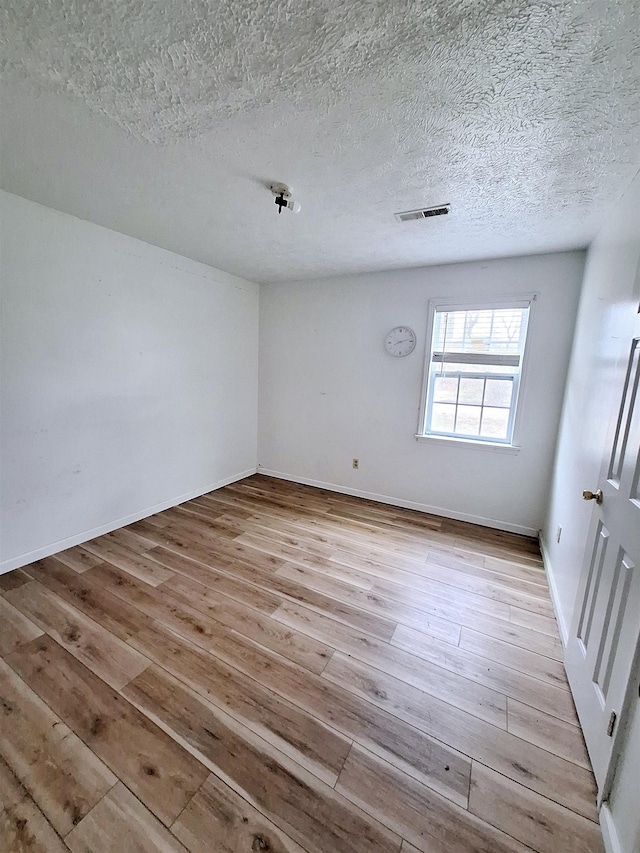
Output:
395,204,451,223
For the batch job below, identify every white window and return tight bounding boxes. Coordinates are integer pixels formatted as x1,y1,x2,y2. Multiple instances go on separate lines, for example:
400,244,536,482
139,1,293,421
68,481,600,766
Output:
419,299,531,445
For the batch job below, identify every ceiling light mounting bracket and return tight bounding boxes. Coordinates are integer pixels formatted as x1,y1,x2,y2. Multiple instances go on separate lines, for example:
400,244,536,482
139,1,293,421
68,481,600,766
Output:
270,183,301,214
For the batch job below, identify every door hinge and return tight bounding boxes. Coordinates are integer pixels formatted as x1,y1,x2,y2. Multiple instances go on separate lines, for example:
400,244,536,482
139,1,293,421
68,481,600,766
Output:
607,711,617,737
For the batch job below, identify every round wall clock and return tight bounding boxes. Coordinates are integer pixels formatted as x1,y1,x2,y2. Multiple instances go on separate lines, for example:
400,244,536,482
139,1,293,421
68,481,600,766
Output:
385,326,416,357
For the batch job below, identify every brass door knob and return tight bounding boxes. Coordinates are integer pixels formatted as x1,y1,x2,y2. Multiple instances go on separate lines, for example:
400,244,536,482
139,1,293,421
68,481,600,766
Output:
583,489,603,504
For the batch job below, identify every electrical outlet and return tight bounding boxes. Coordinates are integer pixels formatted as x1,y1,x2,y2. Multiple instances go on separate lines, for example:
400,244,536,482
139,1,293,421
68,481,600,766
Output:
352,458,359,469
556,525,562,544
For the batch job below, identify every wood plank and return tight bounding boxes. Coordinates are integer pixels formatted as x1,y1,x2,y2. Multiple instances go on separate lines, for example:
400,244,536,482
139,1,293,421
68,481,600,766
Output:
468,762,604,853
197,486,328,523
144,507,241,544
448,526,542,556
225,482,334,516
0,658,115,835
324,522,467,559
160,572,333,674
459,627,569,689
243,512,350,553
24,556,153,642
443,519,540,553
186,495,255,521
0,757,69,853
130,518,286,576
248,512,457,570
127,622,350,787
52,547,102,574
422,554,554,615
5,579,150,691
236,475,312,496
337,745,532,853
275,562,461,646
370,577,562,655
172,772,307,853
325,553,560,655
444,522,542,554
88,561,333,679
279,516,443,559
0,568,32,593
174,502,239,524
429,549,546,586
0,596,42,657
451,536,540,557
318,508,449,551
103,526,160,554
129,526,398,640
391,623,576,725
338,542,549,605
423,540,487,567
453,539,543,568
233,529,378,590
80,538,174,586
6,635,209,826
85,562,234,653
507,698,590,769
123,665,402,853
167,506,248,539
509,606,561,638
128,618,471,808
329,548,515,620
65,782,187,853
322,653,598,821
483,554,547,583
324,498,443,533
145,545,282,614
426,555,551,599
274,602,505,727
229,482,436,541
463,615,564,662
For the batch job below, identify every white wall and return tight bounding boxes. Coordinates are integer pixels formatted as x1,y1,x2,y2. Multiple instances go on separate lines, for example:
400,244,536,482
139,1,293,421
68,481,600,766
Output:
258,252,584,536
543,173,640,641
0,191,259,572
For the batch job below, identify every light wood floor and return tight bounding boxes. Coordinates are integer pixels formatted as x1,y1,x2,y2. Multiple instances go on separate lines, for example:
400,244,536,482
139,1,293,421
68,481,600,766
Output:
0,475,604,853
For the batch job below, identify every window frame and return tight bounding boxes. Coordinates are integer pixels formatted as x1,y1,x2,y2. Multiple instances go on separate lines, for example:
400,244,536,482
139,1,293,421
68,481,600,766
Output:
417,295,536,450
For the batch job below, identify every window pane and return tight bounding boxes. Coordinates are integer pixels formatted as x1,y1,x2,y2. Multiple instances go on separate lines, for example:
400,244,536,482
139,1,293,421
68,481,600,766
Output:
480,407,510,439
431,403,456,433
455,405,481,435
458,377,484,404
484,378,513,407
424,303,529,444
434,307,527,356
433,376,458,403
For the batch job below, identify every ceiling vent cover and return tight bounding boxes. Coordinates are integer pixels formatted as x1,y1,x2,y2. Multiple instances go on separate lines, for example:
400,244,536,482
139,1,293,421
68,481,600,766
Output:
395,204,451,223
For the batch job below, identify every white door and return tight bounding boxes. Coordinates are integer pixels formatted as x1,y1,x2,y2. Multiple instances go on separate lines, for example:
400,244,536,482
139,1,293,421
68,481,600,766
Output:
565,293,640,791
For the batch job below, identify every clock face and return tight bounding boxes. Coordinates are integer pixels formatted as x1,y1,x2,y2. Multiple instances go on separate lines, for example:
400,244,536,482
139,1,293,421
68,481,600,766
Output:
385,326,416,357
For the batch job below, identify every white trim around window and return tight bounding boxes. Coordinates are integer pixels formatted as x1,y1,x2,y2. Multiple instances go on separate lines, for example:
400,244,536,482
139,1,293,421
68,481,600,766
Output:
416,294,537,449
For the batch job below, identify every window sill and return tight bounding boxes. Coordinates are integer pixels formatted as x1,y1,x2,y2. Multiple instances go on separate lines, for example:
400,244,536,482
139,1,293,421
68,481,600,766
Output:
414,434,521,454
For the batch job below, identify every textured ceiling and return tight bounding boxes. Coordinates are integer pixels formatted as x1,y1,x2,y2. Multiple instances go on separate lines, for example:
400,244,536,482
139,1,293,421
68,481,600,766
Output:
1,0,639,283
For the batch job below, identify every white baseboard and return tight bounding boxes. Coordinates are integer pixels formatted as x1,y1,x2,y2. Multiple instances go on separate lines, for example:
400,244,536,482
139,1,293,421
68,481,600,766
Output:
539,532,569,647
0,467,257,574
257,468,538,537
600,803,622,853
